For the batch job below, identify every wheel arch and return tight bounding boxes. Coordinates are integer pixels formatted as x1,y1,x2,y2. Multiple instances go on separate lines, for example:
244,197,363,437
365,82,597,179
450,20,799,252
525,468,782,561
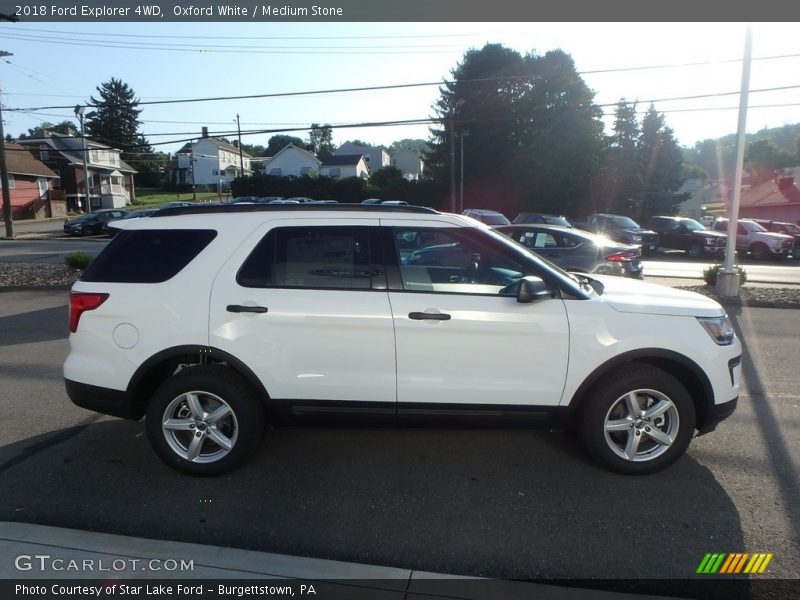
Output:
567,349,714,431
126,345,270,420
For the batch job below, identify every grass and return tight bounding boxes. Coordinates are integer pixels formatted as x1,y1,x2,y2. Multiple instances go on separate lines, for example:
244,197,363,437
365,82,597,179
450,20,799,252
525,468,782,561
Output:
131,187,227,207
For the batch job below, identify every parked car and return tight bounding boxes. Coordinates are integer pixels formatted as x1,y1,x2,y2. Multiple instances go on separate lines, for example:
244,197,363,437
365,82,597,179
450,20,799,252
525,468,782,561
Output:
230,196,262,204
63,209,127,236
512,213,573,227
646,216,727,258
751,220,800,258
496,224,643,278
65,203,740,476
107,209,159,236
585,214,659,254
286,197,316,203
713,218,794,260
462,209,511,226
159,201,196,210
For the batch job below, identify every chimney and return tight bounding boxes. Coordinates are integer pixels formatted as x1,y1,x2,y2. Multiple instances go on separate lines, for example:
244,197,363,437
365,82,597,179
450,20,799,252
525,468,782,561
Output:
201,126,209,138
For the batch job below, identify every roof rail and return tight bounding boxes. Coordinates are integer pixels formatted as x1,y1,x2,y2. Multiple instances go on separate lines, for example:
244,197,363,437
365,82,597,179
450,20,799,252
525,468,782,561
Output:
152,203,439,218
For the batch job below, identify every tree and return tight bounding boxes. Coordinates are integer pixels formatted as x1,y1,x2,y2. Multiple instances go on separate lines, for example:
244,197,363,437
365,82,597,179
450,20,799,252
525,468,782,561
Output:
426,44,604,216
636,105,687,219
597,103,687,220
265,134,310,156
308,124,334,158
388,139,428,155
85,78,147,158
18,120,77,139
745,139,794,185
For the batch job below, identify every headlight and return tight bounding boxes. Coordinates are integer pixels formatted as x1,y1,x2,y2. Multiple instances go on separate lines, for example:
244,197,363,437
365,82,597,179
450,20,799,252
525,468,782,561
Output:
698,316,735,345
704,237,715,244
631,235,642,243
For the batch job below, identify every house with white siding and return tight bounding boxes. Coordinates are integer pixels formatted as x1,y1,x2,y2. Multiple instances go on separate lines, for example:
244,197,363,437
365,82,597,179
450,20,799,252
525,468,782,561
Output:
262,144,321,177
319,154,369,179
169,129,253,191
391,148,426,180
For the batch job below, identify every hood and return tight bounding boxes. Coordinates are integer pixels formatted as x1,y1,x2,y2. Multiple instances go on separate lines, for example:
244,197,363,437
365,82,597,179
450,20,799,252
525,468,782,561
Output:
691,230,726,239
621,227,657,236
590,275,724,318
759,232,794,242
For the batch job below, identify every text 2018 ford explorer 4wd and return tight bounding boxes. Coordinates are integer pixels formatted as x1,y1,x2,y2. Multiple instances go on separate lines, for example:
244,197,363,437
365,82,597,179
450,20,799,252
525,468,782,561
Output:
64,205,741,476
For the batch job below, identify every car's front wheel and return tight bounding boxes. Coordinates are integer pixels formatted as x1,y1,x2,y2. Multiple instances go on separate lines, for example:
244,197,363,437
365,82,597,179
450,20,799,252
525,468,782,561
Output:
579,365,696,474
146,365,264,476
687,243,703,258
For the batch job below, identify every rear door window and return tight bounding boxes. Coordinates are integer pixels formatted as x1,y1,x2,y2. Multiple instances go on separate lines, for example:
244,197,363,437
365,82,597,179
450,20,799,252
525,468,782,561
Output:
81,229,217,283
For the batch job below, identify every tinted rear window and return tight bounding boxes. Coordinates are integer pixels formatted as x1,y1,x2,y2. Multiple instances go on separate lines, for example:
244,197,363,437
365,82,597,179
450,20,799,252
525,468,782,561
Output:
82,229,217,283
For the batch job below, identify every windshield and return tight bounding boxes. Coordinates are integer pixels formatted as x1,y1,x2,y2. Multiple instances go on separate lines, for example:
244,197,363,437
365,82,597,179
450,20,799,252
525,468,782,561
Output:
681,219,706,231
743,221,767,232
609,216,640,228
481,214,511,226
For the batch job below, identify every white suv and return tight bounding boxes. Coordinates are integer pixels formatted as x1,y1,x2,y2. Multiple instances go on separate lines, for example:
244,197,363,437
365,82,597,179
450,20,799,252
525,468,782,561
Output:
64,205,741,476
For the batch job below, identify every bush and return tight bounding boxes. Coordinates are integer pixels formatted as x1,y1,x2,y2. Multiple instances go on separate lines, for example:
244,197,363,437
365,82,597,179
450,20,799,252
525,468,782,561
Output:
703,264,747,286
65,252,94,270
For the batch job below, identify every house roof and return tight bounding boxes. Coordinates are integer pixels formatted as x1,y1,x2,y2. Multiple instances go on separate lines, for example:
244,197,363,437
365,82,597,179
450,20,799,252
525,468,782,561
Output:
321,154,365,167
740,167,800,208
3,142,57,178
17,133,136,173
264,144,320,166
176,138,253,158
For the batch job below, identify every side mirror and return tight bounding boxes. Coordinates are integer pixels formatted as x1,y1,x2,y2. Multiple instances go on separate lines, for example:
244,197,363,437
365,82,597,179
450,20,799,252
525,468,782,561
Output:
517,276,554,303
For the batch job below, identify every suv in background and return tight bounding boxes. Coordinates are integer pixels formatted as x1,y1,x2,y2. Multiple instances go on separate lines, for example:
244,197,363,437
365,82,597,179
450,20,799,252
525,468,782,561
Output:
462,208,511,226
512,213,573,227
713,218,794,260
585,214,659,254
646,216,727,258
65,204,740,477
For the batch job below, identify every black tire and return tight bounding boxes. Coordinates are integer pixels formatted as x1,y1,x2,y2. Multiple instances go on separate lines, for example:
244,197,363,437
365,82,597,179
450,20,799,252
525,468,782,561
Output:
146,365,265,476
750,242,770,261
687,244,703,259
578,364,696,475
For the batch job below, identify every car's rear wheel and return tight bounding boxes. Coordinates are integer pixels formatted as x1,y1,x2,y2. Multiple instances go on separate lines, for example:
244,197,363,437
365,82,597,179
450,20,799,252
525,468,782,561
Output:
146,365,264,476
578,365,695,474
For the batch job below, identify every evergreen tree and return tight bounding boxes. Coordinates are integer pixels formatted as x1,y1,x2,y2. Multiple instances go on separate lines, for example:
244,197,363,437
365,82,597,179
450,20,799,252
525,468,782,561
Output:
85,78,146,156
637,105,687,219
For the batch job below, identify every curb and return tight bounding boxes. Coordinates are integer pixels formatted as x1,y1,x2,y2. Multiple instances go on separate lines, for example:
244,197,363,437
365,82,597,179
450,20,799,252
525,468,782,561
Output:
0,522,674,599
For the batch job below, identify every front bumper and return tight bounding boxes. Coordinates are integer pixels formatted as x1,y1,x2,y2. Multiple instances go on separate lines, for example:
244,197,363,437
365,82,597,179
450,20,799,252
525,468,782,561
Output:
697,396,738,435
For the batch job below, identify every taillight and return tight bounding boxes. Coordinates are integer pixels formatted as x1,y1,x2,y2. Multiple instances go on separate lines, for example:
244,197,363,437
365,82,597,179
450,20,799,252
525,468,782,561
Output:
69,292,109,333
605,250,639,263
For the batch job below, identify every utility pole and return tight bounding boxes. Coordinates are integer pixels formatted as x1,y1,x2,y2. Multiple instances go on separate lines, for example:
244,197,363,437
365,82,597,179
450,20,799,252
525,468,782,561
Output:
191,141,196,202
1,51,14,238
74,105,91,213
449,117,456,213
459,130,469,213
235,114,244,176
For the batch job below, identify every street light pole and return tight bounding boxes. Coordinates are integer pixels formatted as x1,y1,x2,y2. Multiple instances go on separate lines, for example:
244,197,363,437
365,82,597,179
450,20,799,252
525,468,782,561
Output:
74,105,91,213
449,117,456,213
717,25,753,297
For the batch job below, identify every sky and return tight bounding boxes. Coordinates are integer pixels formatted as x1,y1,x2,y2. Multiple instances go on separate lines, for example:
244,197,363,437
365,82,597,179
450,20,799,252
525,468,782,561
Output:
1,22,800,158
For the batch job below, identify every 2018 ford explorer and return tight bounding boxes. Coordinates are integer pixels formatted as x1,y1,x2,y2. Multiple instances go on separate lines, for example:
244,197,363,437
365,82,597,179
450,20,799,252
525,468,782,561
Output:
64,205,741,476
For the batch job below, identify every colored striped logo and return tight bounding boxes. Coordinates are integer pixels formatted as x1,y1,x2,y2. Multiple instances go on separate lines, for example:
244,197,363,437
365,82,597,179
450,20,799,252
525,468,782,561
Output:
696,553,773,574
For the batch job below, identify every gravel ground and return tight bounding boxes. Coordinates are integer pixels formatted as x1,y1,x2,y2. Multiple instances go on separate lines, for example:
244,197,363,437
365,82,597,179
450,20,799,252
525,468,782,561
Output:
1,262,799,309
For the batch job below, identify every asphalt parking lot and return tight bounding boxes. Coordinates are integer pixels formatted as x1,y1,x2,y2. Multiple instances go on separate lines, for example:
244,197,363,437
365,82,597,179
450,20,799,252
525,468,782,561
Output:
0,290,798,599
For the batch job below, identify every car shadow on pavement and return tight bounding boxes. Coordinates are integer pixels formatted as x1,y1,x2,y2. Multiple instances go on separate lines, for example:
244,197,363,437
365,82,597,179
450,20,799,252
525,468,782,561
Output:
727,309,800,554
0,305,67,347
0,418,751,599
